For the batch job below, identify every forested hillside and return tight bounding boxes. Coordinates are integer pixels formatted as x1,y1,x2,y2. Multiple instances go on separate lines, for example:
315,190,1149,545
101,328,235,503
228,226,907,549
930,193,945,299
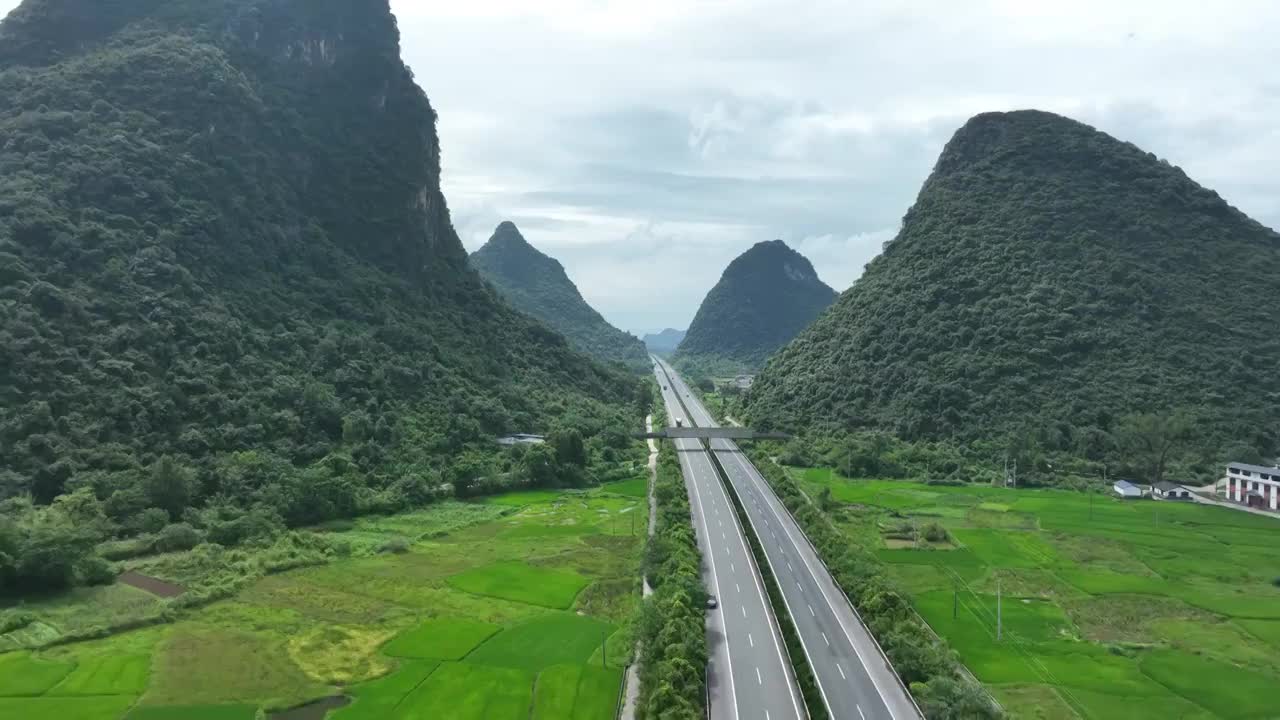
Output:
469,222,648,371
0,0,645,592
747,110,1280,462
642,328,684,355
674,240,835,373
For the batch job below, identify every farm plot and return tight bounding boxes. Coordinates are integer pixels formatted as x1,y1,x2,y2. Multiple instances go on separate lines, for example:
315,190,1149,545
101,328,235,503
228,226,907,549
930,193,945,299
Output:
446,562,589,609
0,487,637,720
792,468,1280,720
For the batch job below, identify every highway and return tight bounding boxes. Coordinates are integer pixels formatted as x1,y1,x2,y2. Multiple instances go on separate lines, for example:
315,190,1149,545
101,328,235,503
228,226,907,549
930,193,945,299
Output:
652,362,804,720
656,358,923,720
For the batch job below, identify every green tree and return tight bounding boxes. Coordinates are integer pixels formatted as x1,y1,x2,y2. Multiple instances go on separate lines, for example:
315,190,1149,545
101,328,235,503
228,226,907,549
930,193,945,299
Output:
551,428,587,468
1118,411,1193,485
144,456,195,519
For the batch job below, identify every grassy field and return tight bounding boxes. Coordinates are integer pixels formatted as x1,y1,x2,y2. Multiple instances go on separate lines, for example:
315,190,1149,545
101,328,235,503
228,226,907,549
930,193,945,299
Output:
792,468,1280,720
0,487,645,719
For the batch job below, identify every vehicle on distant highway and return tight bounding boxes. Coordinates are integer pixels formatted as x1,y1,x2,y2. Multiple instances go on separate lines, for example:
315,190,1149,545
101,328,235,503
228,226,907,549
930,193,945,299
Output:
705,595,718,610
675,418,684,427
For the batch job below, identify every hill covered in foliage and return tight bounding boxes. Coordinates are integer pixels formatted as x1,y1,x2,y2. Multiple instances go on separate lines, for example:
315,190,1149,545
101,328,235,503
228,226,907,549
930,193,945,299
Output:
674,240,835,373
642,328,684,355
469,222,648,371
746,110,1280,461
0,0,646,591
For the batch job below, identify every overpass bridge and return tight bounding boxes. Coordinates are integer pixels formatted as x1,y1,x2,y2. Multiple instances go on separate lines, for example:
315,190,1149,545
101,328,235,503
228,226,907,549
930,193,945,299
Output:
636,427,792,441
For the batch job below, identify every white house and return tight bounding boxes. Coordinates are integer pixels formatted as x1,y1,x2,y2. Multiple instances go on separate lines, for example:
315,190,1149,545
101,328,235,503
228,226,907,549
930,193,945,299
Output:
1113,480,1143,499
1225,462,1280,511
1151,481,1192,500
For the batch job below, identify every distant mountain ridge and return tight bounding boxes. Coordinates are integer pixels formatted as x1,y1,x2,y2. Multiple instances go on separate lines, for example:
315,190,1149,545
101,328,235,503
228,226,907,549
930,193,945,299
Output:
674,240,836,372
746,110,1280,458
642,328,685,355
470,222,648,371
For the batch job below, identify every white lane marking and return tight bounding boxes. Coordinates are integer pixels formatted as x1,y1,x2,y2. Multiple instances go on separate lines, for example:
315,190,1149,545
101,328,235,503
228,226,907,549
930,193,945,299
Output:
749,633,754,647
796,580,803,591
741,605,746,618
726,450,899,718
858,706,867,720
731,563,736,573
837,664,847,679
787,562,794,572
756,667,763,685
736,583,741,593
808,605,815,617
822,632,830,646
661,365,803,719
675,442,740,720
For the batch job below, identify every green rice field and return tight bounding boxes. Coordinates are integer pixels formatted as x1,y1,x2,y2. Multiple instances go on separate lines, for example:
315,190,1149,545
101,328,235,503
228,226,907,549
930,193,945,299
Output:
0,488,644,719
793,467,1280,720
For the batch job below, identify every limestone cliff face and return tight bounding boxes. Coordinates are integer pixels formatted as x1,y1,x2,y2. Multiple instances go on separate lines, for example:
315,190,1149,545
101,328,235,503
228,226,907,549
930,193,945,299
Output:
0,0,456,280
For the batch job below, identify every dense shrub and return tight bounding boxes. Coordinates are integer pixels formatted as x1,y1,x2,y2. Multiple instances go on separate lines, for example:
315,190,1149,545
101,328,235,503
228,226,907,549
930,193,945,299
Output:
79,555,116,586
154,523,202,553
922,522,949,543
380,536,410,554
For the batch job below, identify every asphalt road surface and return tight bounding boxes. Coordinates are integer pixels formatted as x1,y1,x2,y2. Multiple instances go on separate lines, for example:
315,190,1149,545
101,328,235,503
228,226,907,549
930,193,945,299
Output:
656,358,923,720
653,361,804,720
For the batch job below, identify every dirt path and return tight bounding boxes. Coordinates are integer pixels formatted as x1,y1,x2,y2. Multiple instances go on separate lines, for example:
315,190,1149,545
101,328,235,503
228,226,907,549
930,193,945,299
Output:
118,570,185,598
621,414,661,720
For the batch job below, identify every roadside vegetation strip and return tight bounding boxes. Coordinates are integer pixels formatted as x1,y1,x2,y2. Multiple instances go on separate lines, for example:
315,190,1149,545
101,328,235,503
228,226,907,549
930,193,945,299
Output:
633,439,708,719
708,450,826,719
744,447,1002,719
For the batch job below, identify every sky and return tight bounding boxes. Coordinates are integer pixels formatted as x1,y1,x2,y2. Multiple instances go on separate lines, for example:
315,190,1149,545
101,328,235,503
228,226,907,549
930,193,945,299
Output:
388,0,1280,334
3,1,1275,335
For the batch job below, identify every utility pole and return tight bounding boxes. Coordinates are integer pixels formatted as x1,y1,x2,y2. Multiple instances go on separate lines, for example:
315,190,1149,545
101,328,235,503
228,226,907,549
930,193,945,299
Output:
996,575,1003,642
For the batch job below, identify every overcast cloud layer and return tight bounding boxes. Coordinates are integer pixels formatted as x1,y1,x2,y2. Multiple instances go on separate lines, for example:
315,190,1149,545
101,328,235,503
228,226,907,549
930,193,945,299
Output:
3,1,1274,334
389,0,1279,334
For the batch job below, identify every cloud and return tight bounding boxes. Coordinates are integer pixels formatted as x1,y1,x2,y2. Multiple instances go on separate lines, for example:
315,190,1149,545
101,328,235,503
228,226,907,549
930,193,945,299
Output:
394,1,1280,331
